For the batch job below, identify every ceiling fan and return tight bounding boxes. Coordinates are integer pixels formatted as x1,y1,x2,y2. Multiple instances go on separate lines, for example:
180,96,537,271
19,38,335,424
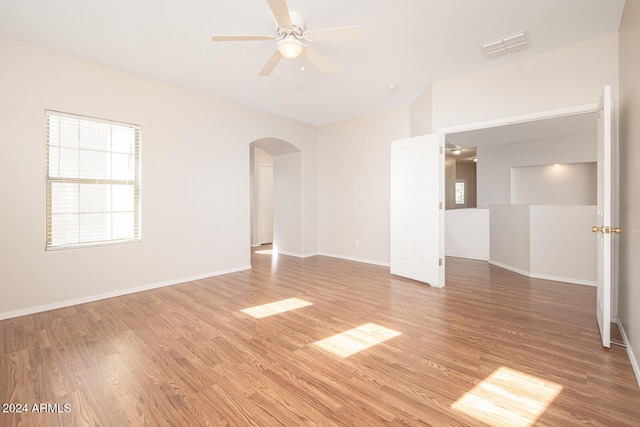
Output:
211,0,362,76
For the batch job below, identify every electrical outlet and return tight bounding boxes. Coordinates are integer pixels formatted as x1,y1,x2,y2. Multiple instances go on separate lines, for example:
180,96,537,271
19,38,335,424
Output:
191,251,198,260
355,240,360,247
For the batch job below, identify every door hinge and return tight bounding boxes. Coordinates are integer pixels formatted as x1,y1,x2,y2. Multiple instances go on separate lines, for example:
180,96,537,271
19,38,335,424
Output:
439,146,443,154
439,202,443,209
439,258,443,266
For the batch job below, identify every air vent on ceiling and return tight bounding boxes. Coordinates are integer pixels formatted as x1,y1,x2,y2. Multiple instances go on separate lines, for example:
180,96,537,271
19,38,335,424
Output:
480,30,530,59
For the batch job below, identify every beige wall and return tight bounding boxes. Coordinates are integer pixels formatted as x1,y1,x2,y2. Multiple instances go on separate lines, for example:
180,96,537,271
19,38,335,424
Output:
409,86,432,136
511,162,596,206
432,33,619,129
318,32,619,267
477,134,597,207
618,0,640,385
0,37,318,317
317,108,410,265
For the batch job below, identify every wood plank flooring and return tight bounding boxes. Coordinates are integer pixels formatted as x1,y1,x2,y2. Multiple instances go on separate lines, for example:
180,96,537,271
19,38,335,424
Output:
1,249,639,426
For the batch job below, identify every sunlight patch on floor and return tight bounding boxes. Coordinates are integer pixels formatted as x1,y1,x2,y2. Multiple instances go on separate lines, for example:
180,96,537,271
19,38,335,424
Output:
254,249,273,255
314,323,401,358
451,366,563,427
241,297,313,319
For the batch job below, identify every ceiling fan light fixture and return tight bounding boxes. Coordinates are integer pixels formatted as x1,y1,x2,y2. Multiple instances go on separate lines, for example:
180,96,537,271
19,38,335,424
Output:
278,36,303,59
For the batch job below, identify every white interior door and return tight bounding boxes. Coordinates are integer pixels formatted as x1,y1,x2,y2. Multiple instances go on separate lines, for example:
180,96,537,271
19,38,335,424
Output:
390,133,445,287
594,85,614,348
258,163,273,244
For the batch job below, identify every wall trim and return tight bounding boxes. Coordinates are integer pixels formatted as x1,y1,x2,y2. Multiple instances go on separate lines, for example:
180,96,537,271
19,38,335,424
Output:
259,250,319,259
529,272,596,287
617,319,640,389
276,250,305,258
255,249,388,267
437,103,600,135
489,260,596,286
0,265,251,321
316,252,391,267
301,252,320,258
489,260,530,277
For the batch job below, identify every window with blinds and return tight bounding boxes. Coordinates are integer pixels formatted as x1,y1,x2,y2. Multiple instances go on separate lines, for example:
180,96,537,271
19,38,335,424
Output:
45,111,141,250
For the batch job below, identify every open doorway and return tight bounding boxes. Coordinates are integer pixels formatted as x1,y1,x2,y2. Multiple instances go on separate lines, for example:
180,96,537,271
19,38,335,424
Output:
443,109,599,286
252,147,273,246
249,138,303,257
445,145,477,210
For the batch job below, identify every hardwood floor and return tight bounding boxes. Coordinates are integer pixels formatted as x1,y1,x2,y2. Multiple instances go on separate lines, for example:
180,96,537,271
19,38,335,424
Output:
1,249,639,426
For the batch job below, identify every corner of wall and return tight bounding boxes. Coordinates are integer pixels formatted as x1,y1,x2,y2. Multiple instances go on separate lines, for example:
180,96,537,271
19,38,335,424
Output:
409,86,433,137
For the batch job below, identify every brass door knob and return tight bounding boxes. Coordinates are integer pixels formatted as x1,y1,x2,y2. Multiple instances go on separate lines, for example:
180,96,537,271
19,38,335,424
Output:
592,226,622,234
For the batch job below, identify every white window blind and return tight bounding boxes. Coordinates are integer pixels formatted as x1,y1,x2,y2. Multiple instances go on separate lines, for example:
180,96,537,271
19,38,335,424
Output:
45,111,141,250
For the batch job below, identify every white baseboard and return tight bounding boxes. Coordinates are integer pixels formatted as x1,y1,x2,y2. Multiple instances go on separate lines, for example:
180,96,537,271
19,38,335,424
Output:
529,272,596,287
488,260,530,277
617,319,640,389
268,248,388,266
273,251,322,259
0,265,251,321
276,250,305,258
301,252,320,258
316,252,390,268
488,260,596,286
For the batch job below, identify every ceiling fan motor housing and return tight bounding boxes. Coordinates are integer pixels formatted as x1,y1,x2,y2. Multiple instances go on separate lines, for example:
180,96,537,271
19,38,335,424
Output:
277,11,305,38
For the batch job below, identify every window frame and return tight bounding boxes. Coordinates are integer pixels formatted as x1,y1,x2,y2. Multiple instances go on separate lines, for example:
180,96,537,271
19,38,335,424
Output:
45,110,141,250
455,178,467,207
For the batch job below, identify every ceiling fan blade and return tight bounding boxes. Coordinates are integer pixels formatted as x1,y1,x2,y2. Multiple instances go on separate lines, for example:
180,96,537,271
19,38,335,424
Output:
259,50,283,76
303,46,336,75
211,35,275,42
266,0,292,30
304,26,363,42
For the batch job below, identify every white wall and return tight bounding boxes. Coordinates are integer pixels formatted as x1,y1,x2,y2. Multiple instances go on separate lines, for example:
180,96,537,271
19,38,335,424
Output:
477,134,597,207
0,36,318,318
618,0,640,386
490,205,531,273
432,33,619,129
511,162,597,205
316,33,618,267
409,86,432,136
445,209,489,261
273,152,303,256
490,205,597,285
529,206,597,285
318,108,410,265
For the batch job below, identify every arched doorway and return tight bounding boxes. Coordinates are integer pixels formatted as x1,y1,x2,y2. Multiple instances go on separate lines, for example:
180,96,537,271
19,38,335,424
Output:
249,138,303,257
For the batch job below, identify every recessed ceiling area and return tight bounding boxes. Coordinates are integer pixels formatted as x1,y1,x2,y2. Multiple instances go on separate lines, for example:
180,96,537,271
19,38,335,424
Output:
0,0,625,125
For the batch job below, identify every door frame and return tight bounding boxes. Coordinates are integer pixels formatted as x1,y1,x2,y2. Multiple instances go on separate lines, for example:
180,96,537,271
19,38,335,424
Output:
257,162,274,245
437,103,599,136
437,100,618,347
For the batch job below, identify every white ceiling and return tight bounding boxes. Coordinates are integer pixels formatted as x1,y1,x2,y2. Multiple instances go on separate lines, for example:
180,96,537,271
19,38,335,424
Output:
0,0,625,126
